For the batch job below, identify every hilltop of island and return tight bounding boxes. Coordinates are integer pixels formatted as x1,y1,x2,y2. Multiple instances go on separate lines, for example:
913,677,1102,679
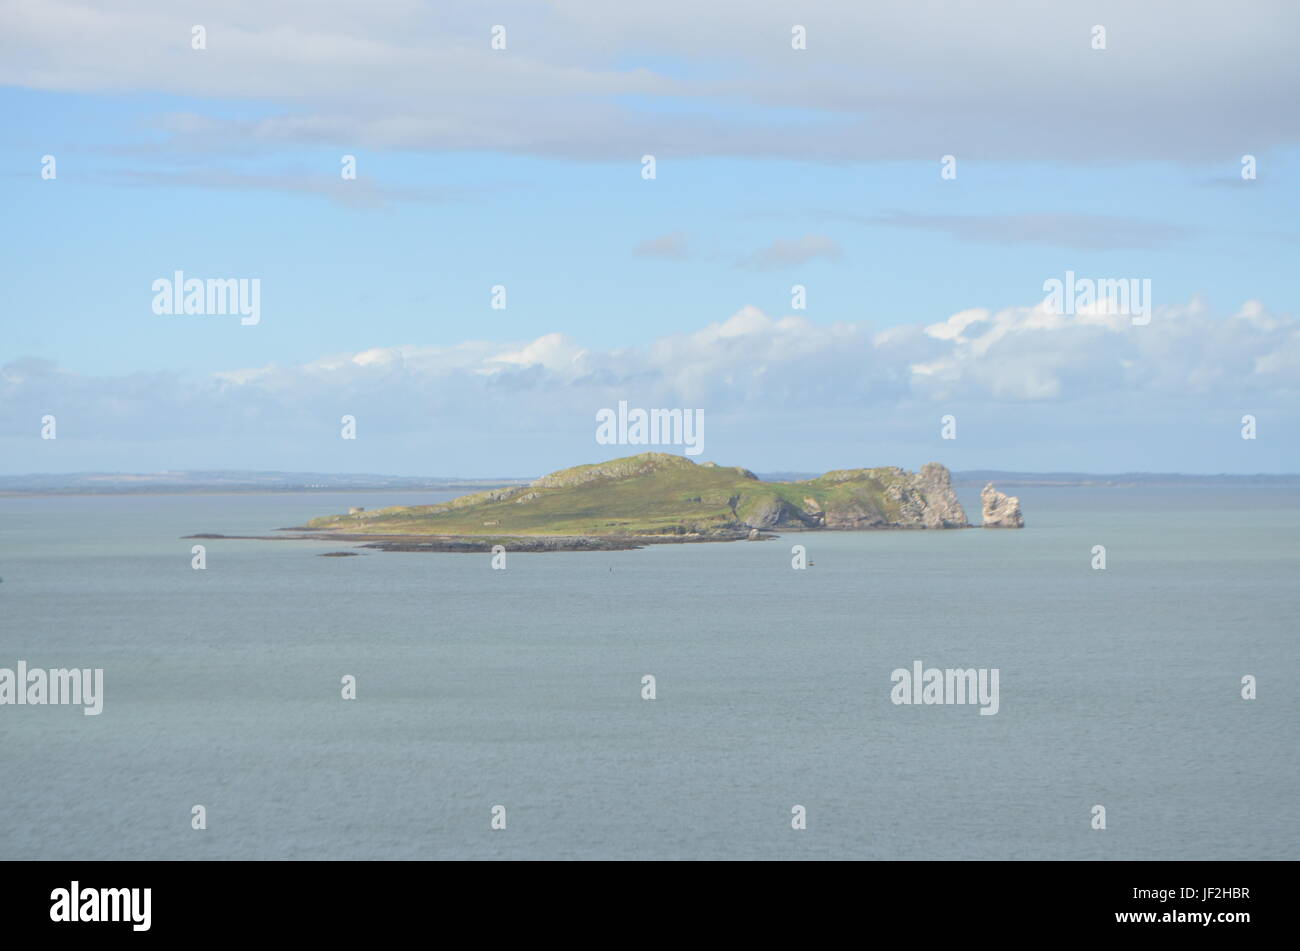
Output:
286,453,1023,551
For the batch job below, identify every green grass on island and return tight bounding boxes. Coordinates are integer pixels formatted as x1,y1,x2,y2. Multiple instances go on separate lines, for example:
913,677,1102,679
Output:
306,452,970,538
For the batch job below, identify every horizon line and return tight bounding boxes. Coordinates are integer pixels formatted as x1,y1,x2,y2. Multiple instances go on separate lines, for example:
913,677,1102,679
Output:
3,468,1299,481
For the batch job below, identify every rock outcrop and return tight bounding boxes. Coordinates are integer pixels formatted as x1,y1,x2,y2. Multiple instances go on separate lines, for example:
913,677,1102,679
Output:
729,462,969,530
980,483,1024,528
899,462,969,529
739,496,814,529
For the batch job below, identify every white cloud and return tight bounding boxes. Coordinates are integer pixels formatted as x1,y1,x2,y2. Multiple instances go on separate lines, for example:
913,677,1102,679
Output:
5,297,1298,474
5,0,1295,164
5,298,1297,440
633,232,692,260
738,234,843,271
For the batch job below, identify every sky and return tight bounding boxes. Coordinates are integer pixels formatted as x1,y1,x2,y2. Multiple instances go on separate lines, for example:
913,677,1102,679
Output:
2,0,1298,477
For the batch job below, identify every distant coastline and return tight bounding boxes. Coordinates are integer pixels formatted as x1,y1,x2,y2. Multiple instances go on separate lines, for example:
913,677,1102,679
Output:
950,471,1300,488
2,469,1297,497
0,473,529,497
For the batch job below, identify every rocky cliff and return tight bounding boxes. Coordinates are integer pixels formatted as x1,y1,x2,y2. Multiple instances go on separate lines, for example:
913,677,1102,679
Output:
980,483,1025,528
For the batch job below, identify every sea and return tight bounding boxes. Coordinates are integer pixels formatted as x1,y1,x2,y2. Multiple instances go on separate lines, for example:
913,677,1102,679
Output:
1,486,1296,860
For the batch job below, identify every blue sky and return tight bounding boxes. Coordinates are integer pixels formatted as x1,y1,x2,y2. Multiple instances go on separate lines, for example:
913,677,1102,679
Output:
2,1,1298,476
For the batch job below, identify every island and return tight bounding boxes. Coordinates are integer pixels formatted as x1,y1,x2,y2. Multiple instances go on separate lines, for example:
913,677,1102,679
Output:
267,452,1020,553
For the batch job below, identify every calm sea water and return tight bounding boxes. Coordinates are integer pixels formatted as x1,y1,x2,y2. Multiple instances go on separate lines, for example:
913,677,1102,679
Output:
1,486,1296,860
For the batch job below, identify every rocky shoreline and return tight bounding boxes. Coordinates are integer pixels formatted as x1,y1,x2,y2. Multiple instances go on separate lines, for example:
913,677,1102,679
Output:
183,522,993,554
183,529,774,553
182,518,1007,555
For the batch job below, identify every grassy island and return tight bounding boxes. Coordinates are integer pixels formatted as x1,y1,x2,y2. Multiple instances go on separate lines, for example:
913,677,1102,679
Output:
305,452,970,542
